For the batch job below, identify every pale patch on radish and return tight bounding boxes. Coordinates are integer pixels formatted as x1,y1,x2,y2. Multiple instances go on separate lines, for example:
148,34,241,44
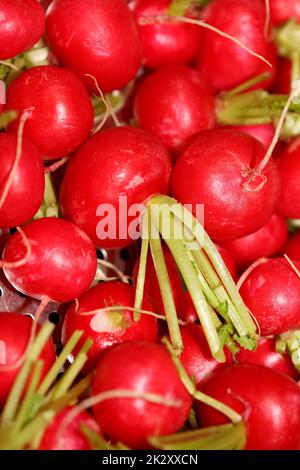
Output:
0,340,6,365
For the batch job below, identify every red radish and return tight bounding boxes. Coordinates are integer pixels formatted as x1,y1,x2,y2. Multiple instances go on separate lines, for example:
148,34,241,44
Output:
225,124,275,149
236,337,298,380
284,232,300,263
196,364,300,450
0,313,55,406
0,0,45,60
197,0,277,92
92,341,192,449
172,129,280,241
221,214,287,270
0,133,44,229
134,66,215,154
239,257,300,335
5,66,94,160
62,281,158,371
60,126,172,249
2,218,97,303
46,0,142,93
39,406,100,450
179,325,233,386
272,59,291,95
131,0,202,69
277,138,300,218
269,0,300,26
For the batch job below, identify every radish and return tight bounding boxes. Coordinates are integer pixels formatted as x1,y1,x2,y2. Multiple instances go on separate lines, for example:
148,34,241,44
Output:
239,257,300,335
179,325,233,386
272,59,291,94
91,341,192,449
277,138,300,218
60,126,172,249
0,0,45,60
196,363,300,450
0,313,55,406
2,217,97,303
269,0,300,26
236,336,298,380
172,129,280,240
134,65,215,154
225,124,275,149
221,214,287,270
197,0,277,92
131,0,201,69
284,232,300,263
0,133,44,229
45,0,142,93
39,406,100,450
5,66,94,160
62,281,158,371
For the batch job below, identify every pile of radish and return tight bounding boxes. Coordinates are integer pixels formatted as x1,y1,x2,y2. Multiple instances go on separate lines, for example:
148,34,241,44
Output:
1,0,300,451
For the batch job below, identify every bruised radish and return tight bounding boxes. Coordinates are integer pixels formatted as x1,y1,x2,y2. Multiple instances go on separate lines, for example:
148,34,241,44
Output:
132,0,201,69
60,126,172,249
196,364,300,450
0,313,55,406
6,66,94,160
179,325,233,386
236,337,298,380
221,214,287,270
2,218,97,303
0,0,45,60
284,232,300,263
269,0,300,26
225,124,275,149
197,0,277,92
92,341,192,449
62,281,158,371
0,133,44,229
277,138,300,218
46,0,142,93
134,66,215,154
239,257,300,335
39,406,100,450
172,129,280,241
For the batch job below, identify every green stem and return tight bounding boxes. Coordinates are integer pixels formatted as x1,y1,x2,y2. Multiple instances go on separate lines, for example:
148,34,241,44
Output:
223,72,271,99
149,230,183,354
134,209,149,320
34,173,59,219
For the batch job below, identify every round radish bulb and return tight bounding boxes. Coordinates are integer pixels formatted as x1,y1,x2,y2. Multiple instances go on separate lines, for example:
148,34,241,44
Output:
179,325,233,386
269,0,300,26
221,214,287,270
0,133,44,229
134,66,215,154
60,126,172,250
0,313,55,406
272,59,291,95
172,129,280,241
277,138,300,218
197,0,277,92
132,0,201,69
92,341,192,449
196,364,300,450
39,406,100,450
2,218,97,303
6,66,94,160
46,0,142,93
62,281,158,371
284,232,300,263
236,337,298,380
239,257,300,335
0,0,45,60
225,124,275,149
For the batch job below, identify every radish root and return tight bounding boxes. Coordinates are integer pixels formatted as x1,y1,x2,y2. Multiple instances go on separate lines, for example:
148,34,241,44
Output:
44,157,70,174
84,74,110,134
0,107,34,210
